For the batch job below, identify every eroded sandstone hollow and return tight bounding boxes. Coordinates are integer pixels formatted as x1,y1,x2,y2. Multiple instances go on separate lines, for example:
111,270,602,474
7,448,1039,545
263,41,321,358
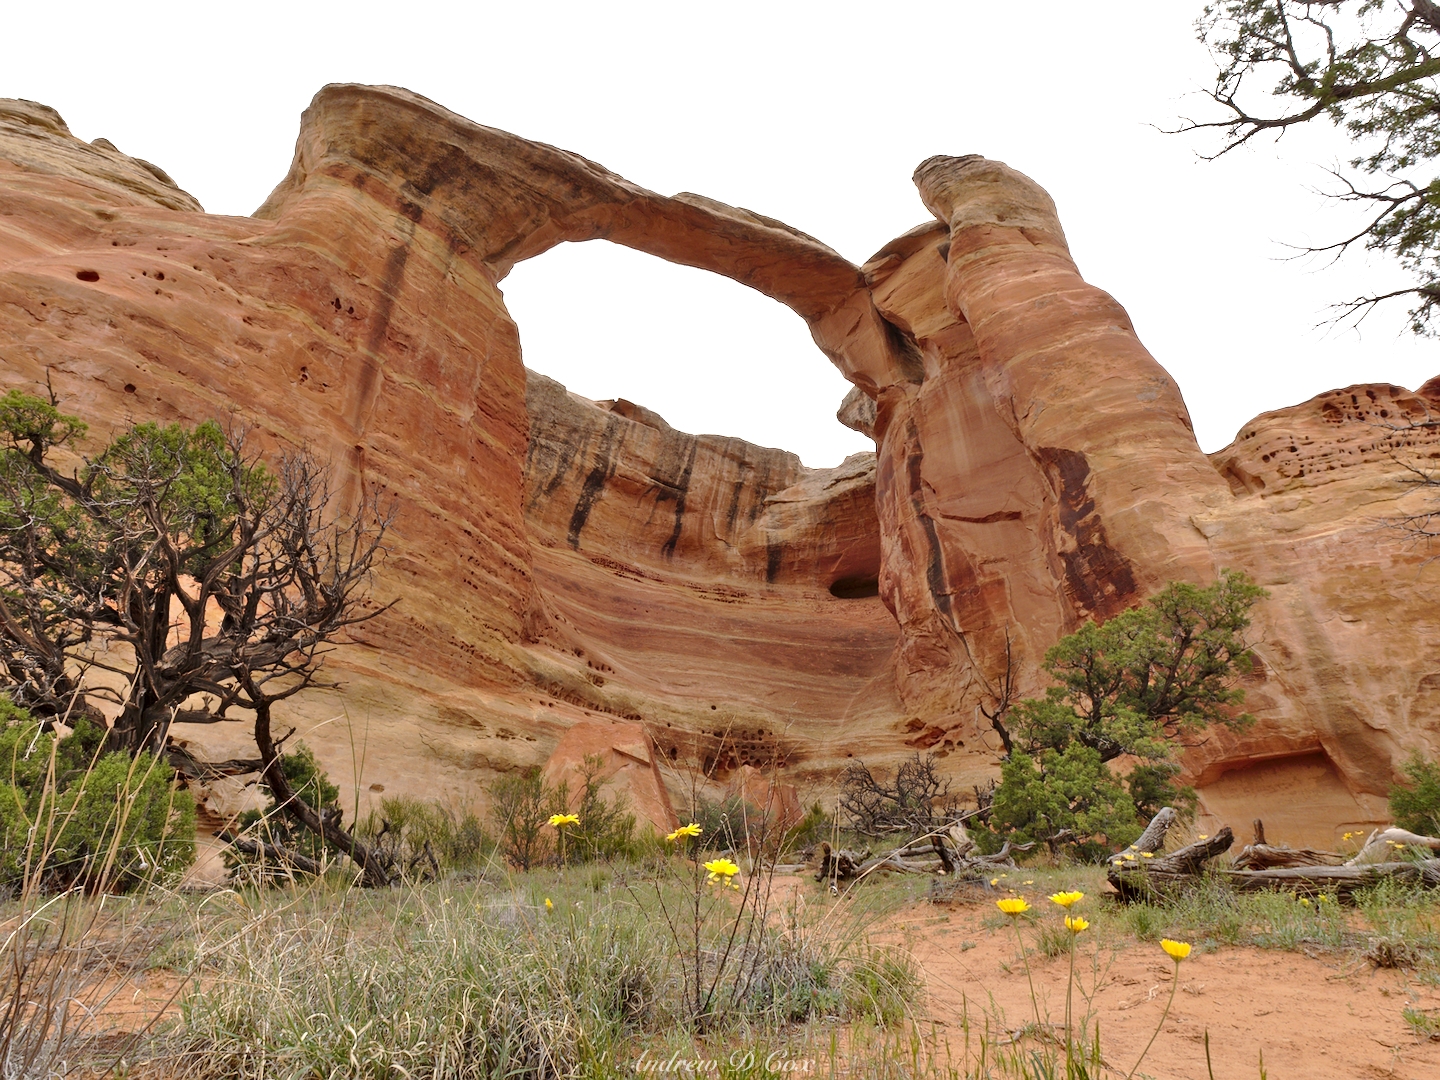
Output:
2,85,1437,847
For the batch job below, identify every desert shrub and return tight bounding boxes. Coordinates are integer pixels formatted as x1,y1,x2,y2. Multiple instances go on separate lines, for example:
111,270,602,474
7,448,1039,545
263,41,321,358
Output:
357,795,493,876
489,766,551,871
1390,753,1440,836
489,757,645,869
547,754,640,864
992,571,1264,857
838,753,959,838
785,801,832,851
0,702,194,893
686,793,749,848
226,742,340,882
990,744,1142,861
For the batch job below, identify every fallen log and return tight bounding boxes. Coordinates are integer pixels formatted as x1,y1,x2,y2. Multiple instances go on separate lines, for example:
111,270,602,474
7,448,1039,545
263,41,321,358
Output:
1233,844,1344,870
1220,859,1440,899
818,833,1034,885
223,834,326,877
1232,818,1343,869
1107,809,1440,901
1108,827,1235,900
816,842,872,882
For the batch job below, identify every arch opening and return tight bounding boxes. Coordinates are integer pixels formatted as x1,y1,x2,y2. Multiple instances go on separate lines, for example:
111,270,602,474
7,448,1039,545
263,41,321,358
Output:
502,240,874,469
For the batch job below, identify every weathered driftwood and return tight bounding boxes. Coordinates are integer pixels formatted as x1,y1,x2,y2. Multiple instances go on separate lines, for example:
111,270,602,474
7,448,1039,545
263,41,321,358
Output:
1108,827,1235,900
1221,860,1440,899
816,843,873,881
1108,810,1440,901
1348,827,1440,866
1232,817,1344,869
1233,844,1344,870
817,828,1034,886
1125,806,1177,857
225,835,326,877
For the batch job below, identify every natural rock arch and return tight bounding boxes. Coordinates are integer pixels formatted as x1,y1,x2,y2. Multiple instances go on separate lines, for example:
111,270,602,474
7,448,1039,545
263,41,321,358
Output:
2,85,1439,845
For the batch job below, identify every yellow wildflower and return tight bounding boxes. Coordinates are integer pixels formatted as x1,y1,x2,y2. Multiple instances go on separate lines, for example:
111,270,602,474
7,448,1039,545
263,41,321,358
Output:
666,822,702,841
1049,890,1084,908
1299,897,1311,906
1141,851,1154,858
1023,879,1034,885
1123,853,1136,860
544,897,553,911
1198,834,1209,840
704,857,740,887
990,877,999,886
1160,939,1192,961
996,898,1030,915
548,813,580,828
1065,915,1090,934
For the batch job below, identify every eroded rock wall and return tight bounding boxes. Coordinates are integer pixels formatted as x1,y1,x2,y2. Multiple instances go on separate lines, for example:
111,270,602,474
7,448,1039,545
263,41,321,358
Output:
2,85,1439,846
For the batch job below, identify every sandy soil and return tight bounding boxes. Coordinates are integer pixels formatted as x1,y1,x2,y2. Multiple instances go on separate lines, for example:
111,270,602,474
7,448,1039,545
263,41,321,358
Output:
885,893,1440,1079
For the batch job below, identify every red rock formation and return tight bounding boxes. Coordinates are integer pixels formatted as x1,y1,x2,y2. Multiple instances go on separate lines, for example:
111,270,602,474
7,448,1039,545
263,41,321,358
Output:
2,85,1438,847
540,718,677,835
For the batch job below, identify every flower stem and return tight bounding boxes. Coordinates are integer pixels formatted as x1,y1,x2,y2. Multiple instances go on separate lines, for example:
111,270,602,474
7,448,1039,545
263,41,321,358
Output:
1065,933,1076,1075
1128,959,1180,1080
1011,918,1041,1034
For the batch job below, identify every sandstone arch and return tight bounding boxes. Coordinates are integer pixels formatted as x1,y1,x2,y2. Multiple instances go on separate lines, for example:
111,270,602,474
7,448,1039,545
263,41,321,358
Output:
2,85,1439,845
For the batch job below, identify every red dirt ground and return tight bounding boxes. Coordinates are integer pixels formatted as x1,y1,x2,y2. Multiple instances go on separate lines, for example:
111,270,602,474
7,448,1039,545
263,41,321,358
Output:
881,894,1440,1079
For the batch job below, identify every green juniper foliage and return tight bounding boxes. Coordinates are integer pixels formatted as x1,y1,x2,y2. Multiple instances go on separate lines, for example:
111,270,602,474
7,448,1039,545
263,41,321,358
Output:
1192,1,1440,332
0,698,194,892
1390,752,1440,836
992,571,1265,857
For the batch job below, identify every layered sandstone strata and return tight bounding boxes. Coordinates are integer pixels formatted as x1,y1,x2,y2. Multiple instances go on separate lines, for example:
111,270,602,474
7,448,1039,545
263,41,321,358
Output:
1,87,1437,846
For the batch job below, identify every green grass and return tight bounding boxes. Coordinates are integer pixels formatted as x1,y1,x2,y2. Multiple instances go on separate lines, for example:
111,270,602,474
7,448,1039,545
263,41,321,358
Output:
12,844,1440,1079
144,859,920,1079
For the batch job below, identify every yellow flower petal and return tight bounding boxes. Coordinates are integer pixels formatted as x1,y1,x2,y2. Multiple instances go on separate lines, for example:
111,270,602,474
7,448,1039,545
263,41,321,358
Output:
1141,852,1154,858
666,822,702,841
544,898,553,911
996,898,1030,915
1065,915,1089,934
1160,939,1192,961
1049,890,1084,908
703,857,739,879
548,813,580,828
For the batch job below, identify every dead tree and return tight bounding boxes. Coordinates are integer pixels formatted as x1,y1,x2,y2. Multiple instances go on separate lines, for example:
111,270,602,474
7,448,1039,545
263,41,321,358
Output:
838,753,960,836
977,629,1017,756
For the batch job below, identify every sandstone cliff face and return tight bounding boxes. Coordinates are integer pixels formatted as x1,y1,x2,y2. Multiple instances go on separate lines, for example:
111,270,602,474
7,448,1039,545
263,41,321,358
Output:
1,85,1437,847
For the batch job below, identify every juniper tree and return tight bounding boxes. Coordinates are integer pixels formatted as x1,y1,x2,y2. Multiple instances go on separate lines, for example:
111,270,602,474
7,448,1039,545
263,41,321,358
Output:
0,388,397,884
992,571,1266,857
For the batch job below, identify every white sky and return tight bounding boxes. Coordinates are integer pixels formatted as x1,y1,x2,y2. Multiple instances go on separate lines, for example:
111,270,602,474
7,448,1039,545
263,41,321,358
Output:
4,2,1433,467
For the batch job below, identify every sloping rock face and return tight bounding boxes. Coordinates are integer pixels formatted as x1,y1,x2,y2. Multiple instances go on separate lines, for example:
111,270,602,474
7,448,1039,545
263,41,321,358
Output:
1,88,1437,846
